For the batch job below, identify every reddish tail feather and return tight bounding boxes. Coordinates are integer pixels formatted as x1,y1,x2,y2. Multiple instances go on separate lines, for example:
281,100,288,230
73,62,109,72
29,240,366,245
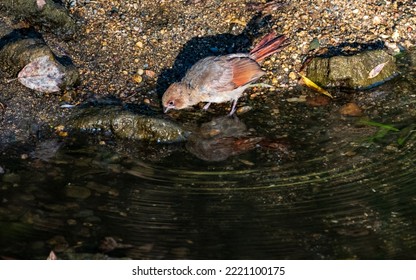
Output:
250,32,288,63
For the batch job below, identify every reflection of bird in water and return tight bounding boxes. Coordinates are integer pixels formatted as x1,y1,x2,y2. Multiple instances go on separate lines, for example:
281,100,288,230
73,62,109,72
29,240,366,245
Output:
162,32,288,115
186,116,289,162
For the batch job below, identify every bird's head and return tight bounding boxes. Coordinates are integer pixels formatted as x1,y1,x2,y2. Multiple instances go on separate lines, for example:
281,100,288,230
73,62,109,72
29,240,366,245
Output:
162,83,190,113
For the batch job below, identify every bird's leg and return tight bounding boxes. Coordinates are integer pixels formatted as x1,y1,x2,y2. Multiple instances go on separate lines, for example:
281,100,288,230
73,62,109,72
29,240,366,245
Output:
203,102,212,110
228,99,238,116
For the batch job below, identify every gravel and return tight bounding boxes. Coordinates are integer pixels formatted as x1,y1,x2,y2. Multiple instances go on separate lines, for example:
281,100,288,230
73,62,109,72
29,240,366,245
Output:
58,0,415,106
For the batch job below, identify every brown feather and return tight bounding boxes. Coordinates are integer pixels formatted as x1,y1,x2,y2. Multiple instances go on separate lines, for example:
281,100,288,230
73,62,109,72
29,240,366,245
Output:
229,57,265,87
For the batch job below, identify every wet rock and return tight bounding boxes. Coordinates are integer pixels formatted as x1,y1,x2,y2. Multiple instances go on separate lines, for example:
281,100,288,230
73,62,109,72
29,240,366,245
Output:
99,237,133,253
306,49,398,89
2,173,21,184
0,20,78,89
65,185,91,199
69,107,189,143
171,247,190,259
306,95,331,107
339,103,363,117
85,182,112,194
47,235,68,253
0,0,77,37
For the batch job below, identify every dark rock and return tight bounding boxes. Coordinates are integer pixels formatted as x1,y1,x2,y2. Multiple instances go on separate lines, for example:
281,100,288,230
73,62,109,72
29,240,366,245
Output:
0,20,78,89
0,0,77,37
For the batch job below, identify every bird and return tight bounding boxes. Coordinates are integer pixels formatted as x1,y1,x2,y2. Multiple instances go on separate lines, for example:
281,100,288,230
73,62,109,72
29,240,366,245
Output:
162,32,288,115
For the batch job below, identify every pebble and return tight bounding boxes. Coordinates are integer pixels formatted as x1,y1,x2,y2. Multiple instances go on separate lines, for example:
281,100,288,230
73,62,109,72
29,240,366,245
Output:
287,96,307,103
67,219,77,225
132,74,143,83
2,173,21,184
288,72,297,80
86,182,111,193
339,103,363,117
135,41,143,48
65,185,92,199
306,95,331,107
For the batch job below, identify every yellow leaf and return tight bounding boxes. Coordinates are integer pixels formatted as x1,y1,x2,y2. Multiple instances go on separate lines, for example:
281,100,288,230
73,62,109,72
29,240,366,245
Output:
299,74,333,98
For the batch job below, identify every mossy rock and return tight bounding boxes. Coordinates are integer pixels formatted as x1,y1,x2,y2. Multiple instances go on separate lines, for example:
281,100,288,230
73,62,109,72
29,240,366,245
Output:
306,49,398,89
69,107,189,143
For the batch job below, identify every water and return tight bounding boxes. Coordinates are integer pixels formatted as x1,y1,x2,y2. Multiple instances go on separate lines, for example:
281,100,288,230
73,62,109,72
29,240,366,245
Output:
1,53,416,259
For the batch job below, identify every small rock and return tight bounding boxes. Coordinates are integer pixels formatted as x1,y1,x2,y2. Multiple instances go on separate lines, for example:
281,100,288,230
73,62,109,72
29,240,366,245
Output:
2,173,21,184
145,70,156,78
132,74,142,83
286,96,307,103
171,247,190,258
372,16,382,25
67,219,77,225
306,95,331,107
86,182,111,193
339,103,363,116
308,38,320,51
135,41,143,48
236,105,252,114
65,185,92,199
288,71,297,80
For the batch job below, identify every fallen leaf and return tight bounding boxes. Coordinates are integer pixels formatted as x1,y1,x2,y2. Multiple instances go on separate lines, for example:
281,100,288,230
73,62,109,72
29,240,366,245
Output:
18,55,64,93
299,74,333,98
368,62,388,79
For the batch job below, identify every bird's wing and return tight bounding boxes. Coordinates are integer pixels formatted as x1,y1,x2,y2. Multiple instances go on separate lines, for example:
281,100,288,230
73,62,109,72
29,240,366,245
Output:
183,55,265,93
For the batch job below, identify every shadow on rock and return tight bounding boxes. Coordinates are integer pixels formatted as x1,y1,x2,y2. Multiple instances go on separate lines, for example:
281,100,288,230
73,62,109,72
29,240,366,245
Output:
156,13,274,96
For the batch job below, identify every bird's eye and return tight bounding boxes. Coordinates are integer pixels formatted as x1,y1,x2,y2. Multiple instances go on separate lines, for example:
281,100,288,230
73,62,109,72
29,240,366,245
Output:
168,101,174,106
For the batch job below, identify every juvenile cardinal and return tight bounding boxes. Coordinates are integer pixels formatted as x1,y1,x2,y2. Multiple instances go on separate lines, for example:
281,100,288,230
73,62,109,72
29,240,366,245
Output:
162,32,288,115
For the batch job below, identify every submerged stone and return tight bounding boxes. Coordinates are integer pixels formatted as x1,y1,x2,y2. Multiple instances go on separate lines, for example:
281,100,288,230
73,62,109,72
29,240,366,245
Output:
69,107,189,143
306,49,398,89
65,185,91,199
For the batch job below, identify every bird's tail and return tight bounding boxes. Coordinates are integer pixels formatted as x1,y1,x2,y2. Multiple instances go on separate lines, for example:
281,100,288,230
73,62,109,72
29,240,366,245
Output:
249,32,289,63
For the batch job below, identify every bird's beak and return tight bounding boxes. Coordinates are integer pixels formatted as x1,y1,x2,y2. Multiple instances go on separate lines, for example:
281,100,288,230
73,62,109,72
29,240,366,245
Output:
164,107,170,113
